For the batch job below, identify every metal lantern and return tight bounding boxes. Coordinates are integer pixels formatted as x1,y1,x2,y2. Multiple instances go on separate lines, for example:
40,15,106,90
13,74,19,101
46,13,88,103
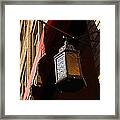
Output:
54,39,87,92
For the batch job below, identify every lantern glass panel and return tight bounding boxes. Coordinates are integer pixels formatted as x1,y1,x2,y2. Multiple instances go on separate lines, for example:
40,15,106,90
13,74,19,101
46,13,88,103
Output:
66,52,81,76
55,52,67,82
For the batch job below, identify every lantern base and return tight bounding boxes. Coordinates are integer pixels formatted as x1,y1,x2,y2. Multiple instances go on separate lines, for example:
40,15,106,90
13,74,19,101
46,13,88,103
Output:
55,77,87,92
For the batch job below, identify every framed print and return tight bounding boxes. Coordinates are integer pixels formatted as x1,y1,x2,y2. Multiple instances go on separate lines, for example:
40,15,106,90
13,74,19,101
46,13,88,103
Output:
0,0,119,119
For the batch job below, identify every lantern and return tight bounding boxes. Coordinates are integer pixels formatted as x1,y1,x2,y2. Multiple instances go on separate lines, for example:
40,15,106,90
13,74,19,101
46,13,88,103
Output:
54,38,87,92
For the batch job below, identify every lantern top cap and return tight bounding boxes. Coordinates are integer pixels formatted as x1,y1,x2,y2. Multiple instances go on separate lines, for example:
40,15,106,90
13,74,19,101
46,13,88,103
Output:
59,37,76,53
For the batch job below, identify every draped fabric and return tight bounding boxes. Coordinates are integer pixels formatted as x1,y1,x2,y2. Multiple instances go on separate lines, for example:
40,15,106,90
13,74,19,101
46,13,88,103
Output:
22,28,45,100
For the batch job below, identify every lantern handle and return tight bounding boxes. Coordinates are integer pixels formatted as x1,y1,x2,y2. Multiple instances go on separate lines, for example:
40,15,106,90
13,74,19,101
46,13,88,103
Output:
63,36,75,45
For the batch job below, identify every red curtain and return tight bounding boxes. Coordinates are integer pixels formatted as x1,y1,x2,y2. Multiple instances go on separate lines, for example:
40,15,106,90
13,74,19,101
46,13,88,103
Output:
22,28,45,100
